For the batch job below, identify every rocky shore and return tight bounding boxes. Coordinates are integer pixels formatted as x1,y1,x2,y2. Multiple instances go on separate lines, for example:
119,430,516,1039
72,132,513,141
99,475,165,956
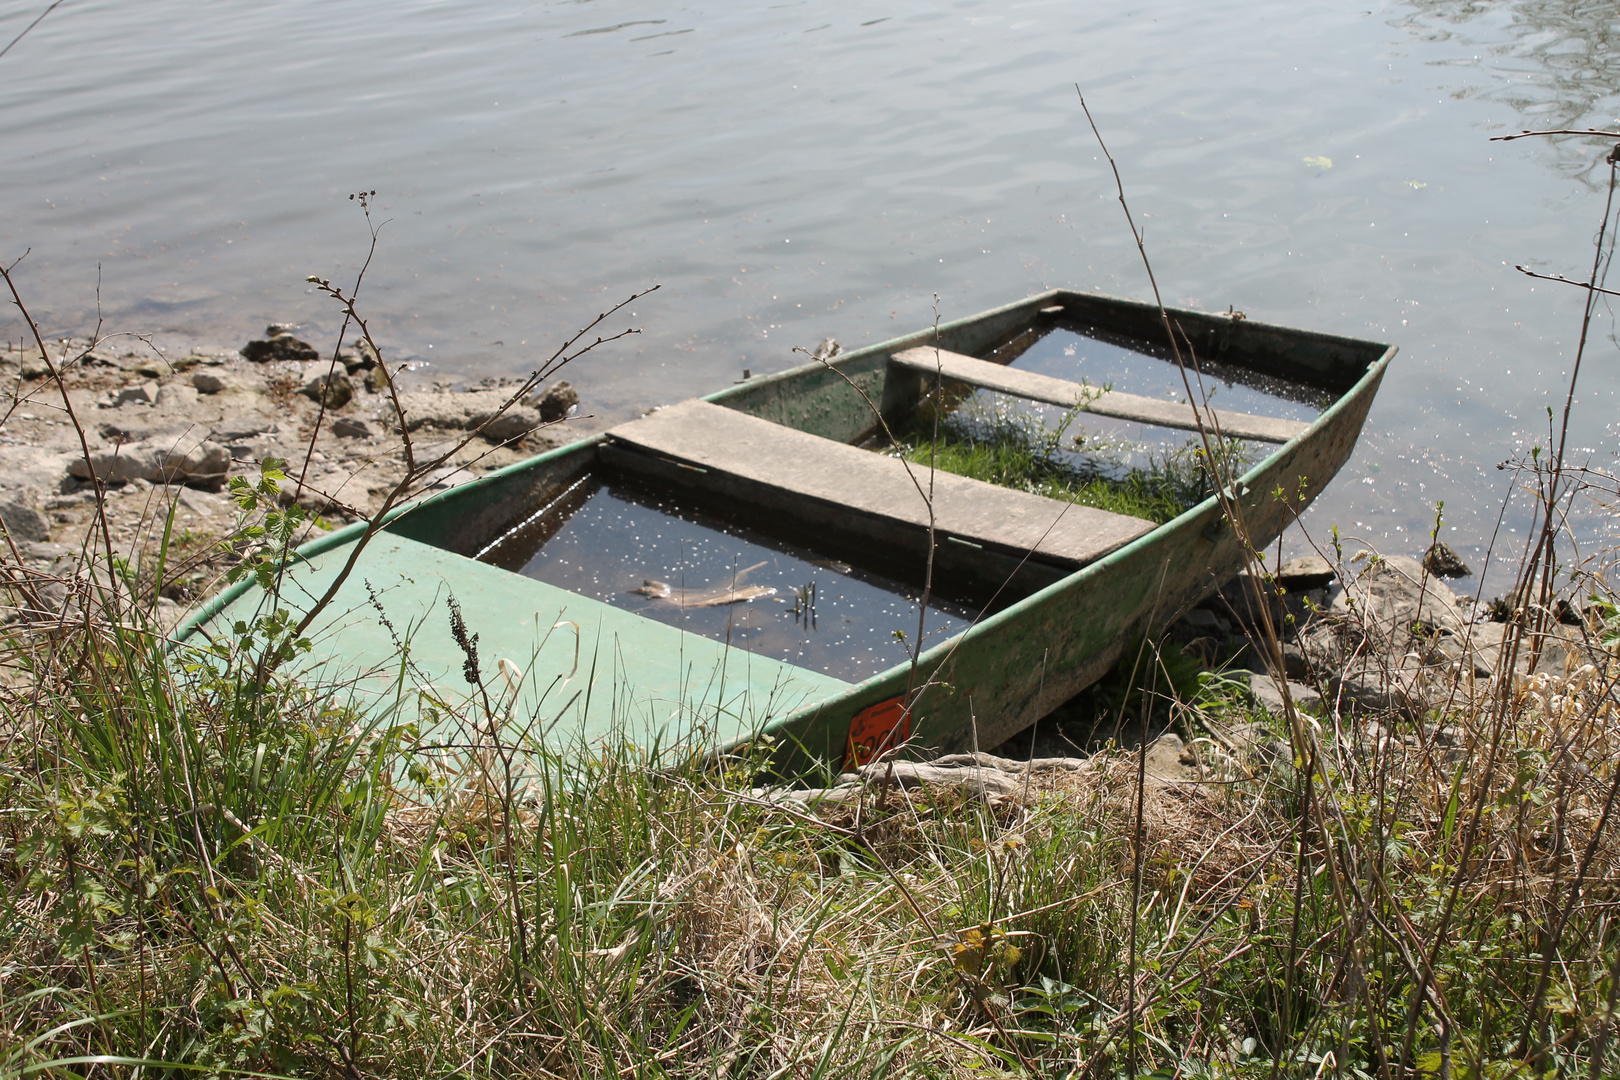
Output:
0,328,598,626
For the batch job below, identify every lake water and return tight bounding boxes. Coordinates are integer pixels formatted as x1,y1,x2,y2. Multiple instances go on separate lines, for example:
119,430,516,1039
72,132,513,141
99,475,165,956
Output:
3,0,1618,598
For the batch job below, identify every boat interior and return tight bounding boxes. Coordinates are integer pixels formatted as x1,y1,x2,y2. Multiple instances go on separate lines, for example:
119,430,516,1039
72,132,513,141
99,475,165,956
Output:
375,293,1366,680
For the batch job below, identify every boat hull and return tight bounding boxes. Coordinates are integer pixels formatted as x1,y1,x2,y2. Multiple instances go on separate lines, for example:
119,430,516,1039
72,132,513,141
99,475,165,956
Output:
176,289,1393,771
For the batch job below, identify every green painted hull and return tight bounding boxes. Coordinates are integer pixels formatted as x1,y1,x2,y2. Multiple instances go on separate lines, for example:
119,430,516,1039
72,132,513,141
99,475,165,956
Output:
178,289,1392,770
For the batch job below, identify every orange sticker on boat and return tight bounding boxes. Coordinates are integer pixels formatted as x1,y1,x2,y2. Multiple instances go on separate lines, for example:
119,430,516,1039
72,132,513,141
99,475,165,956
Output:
845,696,909,769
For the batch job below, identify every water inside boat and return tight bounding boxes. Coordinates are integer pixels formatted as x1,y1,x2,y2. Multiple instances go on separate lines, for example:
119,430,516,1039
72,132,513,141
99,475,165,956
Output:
891,324,1332,505
474,474,979,683
996,323,1330,420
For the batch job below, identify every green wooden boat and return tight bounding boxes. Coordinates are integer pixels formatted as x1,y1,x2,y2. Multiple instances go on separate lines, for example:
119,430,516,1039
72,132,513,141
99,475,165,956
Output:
178,290,1393,771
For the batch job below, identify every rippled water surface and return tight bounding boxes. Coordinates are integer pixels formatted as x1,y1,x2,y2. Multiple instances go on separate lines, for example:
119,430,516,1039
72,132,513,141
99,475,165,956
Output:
4,0,1619,592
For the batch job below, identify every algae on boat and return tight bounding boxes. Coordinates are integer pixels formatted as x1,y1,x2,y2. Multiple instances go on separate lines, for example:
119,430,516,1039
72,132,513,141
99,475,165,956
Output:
890,396,1256,525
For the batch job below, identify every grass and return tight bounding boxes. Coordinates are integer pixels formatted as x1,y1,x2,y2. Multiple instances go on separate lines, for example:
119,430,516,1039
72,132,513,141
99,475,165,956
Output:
7,512,1620,1077
892,398,1252,525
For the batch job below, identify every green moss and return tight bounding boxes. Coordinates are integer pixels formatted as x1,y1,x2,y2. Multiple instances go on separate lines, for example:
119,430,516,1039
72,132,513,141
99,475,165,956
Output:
893,399,1251,524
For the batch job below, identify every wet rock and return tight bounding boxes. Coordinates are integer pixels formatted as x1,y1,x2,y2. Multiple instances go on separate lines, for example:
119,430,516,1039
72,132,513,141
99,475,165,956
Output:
68,435,231,490
1423,542,1472,578
301,371,354,409
241,332,319,365
0,495,50,543
331,416,375,438
537,380,578,422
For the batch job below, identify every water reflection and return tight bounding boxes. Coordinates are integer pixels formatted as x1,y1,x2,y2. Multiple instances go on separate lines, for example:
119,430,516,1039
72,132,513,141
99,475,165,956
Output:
1400,0,1620,180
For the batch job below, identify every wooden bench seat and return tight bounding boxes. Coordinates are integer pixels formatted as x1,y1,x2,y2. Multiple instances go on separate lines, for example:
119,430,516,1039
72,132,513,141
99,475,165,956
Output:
605,399,1154,567
890,346,1310,444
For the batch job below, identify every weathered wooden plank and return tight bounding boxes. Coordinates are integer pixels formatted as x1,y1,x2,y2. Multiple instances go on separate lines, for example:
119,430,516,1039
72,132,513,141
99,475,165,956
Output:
606,399,1154,567
891,346,1310,444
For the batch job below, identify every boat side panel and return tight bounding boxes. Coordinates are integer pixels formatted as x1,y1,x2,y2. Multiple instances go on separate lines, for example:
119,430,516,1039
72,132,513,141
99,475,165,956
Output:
382,437,602,557
762,352,1390,770
1050,290,1390,394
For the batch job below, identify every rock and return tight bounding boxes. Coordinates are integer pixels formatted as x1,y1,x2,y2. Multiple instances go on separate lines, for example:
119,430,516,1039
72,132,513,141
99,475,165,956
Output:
418,463,479,491
760,751,1092,807
331,416,375,438
301,371,354,409
341,338,380,373
97,420,192,444
68,435,231,490
472,407,540,443
0,496,51,543
191,370,244,394
241,333,319,365
115,382,158,406
1143,732,1191,780
1329,554,1465,646
132,361,165,378
1218,572,1315,636
396,389,544,442
1276,555,1335,590
209,417,281,442
155,383,199,409
1329,660,1420,719
20,540,73,564
537,380,578,422
265,323,299,337
1249,673,1323,715
365,364,393,393
1180,607,1229,634
1423,542,1472,578
810,338,842,362
19,354,54,380
1281,642,1311,680
0,446,76,494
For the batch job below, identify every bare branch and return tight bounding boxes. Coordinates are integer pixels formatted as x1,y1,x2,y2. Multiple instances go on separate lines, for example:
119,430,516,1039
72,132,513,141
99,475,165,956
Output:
1515,263,1620,299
